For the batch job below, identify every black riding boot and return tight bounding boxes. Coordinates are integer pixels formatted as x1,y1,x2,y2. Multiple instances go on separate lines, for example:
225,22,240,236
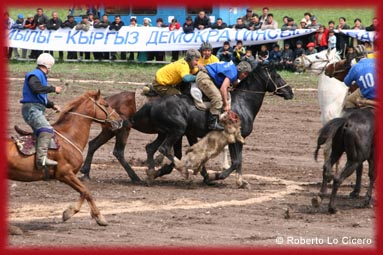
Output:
207,113,224,131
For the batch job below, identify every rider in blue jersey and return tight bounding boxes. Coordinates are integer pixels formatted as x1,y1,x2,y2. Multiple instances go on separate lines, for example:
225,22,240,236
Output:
196,60,251,130
343,45,376,108
20,53,63,170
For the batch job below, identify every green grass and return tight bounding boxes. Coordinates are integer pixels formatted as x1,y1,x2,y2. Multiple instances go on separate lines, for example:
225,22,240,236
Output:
7,6,374,88
251,7,375,27
7,6,375,27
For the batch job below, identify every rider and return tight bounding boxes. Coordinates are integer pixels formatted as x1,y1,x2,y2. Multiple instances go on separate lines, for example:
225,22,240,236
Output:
150,48,200,96
198,42,219,67
343,45,376,108
196,61,252,131
20,53,63,170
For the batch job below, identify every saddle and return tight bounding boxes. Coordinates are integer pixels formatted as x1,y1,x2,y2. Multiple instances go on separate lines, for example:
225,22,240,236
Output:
190,83,212,111
356,98,377,108
190,83,232,111
142,83,230,111
11,125,60,156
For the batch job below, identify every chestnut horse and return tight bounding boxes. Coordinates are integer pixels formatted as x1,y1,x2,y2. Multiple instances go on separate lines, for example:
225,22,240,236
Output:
7,90,122,226
80,91,141,183
325,58,352,82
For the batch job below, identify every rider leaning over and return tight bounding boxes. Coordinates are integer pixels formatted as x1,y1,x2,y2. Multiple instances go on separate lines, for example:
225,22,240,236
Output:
151,48,200,96
343,45,377,109
196,60,252,131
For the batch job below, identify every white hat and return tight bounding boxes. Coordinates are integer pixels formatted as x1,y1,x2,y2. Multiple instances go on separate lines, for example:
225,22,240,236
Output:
143,17,151,22
300,18,307,23
37,53,55,70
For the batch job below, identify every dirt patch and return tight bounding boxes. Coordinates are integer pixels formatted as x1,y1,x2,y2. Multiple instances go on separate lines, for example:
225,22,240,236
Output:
7,74,375,249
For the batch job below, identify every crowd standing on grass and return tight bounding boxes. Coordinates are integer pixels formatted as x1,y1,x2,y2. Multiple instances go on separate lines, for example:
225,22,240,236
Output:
5,7,377,72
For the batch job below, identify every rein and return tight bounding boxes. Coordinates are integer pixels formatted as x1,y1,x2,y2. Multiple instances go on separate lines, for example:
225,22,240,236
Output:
67,96,118,124
233,68,290,95
326,60,350,77
298,54,330,74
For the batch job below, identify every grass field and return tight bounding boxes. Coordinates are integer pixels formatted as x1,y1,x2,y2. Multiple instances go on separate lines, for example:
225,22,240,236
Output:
6,5,374,86
7,6,375,28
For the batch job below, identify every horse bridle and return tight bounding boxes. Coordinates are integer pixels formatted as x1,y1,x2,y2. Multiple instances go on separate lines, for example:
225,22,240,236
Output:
297,54,331,74
67,96,121,126
326,60,351,78
233,67,290,95
54,96,122,155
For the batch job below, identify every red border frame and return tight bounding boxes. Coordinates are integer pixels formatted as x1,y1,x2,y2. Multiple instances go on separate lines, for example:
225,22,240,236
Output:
1,1,382,254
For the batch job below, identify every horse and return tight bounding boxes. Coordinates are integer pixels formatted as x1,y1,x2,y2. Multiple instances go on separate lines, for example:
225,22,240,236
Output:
324,58,352,81
79,90,231,182
79,91,141,183
294,48,348,124
8,90,123,226
294,49,364,202
313,107,375,213
129,62,294,188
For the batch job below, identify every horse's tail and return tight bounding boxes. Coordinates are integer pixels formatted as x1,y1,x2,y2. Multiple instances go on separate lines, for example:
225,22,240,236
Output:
314,117,347,161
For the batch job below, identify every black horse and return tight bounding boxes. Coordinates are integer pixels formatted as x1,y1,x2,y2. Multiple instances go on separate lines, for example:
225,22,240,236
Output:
129,62,294,187
313,107,375,213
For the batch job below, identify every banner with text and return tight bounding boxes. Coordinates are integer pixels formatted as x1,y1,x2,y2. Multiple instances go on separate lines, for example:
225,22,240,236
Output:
8,27,375,52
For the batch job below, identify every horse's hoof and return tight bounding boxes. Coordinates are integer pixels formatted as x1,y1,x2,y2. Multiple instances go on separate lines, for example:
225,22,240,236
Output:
79,174,91,182
349,191,360,199
209,171,220,181
9,225,23,235
145,177,154,186
328,207,338,214
62,206,76,222
131,176,142,184
96,215,108,226
237,180,251,190
311,196,322,208
363,198,373,208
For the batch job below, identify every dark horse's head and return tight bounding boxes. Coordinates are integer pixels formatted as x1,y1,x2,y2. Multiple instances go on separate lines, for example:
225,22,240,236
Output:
239,62,294,100
324,58,352,81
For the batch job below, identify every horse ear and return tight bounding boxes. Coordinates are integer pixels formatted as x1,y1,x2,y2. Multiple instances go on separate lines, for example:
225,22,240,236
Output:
96,89,101,100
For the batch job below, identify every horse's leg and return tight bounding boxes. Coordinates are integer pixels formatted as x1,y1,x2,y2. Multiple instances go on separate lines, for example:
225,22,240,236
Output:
80,128,114,179
154,137,182,178
328,161,359,214
113,128,141,183
349,163,363,198
363,159,375,208
220,145,230,169
206,143,248,189
228,143,250,189
312,144,344,208
157,130,184,163
58,172,107,226
323,140,334,182
145,134,166,182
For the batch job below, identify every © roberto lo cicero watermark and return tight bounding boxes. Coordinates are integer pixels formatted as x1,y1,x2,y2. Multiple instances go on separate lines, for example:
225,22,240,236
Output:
275,236,373,246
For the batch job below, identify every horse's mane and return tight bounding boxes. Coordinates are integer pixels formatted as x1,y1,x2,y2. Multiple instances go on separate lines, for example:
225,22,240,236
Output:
53,90,98,125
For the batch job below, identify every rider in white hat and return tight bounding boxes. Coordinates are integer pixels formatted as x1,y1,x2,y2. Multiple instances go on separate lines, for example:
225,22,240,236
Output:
20,53,63,170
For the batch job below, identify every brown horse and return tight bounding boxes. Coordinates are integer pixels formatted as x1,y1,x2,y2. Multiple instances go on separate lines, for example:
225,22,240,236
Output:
79,91,142,182
325,58,351,81
7,90,122,226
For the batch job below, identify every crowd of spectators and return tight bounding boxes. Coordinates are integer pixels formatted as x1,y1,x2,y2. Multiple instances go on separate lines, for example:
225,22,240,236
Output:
5,7,378,72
